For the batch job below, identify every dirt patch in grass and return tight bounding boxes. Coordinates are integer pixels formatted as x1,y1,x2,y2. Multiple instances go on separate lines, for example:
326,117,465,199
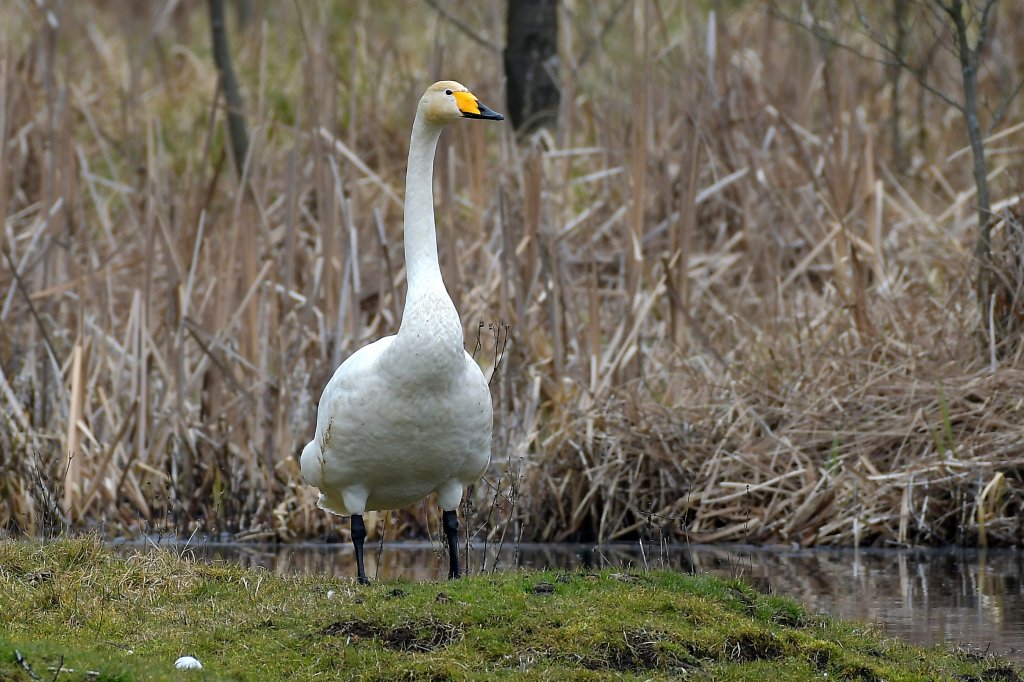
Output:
604,628,686,671
981,667,1024,682
803,644,889,682
722,632,785,662
319,617,462,652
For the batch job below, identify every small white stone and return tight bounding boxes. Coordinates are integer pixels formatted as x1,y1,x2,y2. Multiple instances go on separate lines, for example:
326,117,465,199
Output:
327,590,337,599
174,656,202,670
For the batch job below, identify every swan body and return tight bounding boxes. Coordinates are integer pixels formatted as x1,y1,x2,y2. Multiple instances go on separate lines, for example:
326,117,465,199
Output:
299,317,492,515
300,81,503,581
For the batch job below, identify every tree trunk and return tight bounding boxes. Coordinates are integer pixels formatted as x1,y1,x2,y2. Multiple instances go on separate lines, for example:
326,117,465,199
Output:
207,0,249,175
887,0,909,172
504,0,560,131
947,0,994,317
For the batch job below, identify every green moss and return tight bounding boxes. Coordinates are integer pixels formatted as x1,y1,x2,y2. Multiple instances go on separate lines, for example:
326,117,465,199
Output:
0,537,1019,681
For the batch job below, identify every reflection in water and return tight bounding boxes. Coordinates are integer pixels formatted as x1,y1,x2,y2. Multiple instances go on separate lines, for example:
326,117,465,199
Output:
687,545,1024,662
123,539,1024,660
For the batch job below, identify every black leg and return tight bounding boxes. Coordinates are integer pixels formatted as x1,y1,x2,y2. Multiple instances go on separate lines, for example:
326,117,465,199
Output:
442,509,461,580
351,514,369,584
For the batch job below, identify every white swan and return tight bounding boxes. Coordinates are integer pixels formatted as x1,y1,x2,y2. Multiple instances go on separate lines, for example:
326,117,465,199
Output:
300,81,503,583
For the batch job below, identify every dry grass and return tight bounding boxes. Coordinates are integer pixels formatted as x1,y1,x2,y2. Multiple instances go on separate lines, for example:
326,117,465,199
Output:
1,0,1024,547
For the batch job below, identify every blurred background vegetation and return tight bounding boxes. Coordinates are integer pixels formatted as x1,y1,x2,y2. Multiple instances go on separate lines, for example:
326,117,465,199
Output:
1,0,1023,547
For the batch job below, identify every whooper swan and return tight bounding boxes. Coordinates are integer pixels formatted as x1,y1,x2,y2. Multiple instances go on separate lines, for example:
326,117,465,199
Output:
300,81,503,583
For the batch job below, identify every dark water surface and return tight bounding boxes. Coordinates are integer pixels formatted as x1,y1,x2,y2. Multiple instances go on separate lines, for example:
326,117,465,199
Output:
124,539,1024,661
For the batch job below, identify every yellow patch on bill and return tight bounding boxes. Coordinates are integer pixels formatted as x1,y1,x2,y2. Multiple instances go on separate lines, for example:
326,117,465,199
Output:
454,91,480,116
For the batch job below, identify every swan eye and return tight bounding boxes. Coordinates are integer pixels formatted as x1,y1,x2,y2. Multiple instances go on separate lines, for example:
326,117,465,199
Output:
445,89,452,96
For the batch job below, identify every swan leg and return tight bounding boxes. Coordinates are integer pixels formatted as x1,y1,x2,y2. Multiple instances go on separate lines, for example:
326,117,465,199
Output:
351,514,369,584
442,509,461,580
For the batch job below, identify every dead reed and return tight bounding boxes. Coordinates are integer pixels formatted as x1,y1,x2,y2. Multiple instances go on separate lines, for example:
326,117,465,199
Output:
1,0,1023,547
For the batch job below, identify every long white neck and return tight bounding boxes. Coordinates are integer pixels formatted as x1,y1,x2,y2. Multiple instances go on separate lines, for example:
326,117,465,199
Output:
403,111,445,293
390,109,462,369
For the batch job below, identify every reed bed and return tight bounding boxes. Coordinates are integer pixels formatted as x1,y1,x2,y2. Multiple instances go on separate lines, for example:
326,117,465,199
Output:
1,0,1023,547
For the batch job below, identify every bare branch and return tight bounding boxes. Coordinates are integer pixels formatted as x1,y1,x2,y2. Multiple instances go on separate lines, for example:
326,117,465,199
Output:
1,245,60,373
14,650,42,681
575,0,631,72
976,0,999,55
769,2,963,110
421,0,499,54
987,75,1024,135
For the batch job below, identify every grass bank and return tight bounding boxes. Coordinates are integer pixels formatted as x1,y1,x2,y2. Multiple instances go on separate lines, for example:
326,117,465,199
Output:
0,538,1020,681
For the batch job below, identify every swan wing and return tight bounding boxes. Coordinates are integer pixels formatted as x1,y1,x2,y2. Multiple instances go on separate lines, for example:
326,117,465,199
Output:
299,335,394,493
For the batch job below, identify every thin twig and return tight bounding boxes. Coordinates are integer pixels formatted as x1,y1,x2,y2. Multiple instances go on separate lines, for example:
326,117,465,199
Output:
769,2,962,111
574,0,630,72
420,0,498,54
15,650,43,681
1,245,60,373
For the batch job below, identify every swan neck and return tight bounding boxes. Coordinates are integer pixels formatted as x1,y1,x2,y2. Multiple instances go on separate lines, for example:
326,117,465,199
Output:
392,111,461,367
404,113,444,291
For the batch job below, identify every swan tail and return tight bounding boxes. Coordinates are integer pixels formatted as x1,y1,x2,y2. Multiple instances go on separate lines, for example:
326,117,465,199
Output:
317,485,367,517
316,494,346,516
436,479,464,512
299,440,323,488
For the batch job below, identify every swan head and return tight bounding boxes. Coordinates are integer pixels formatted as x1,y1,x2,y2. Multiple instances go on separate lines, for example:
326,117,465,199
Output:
420,81,504,126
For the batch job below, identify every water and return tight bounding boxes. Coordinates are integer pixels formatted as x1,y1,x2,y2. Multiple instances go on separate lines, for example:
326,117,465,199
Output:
127,538,1024,661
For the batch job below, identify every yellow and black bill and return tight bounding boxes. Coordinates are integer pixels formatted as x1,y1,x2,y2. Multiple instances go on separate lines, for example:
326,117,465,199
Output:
454,91,504,121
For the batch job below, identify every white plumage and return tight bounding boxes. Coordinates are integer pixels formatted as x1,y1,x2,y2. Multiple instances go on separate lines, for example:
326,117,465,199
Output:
299,310,492,516
300,81,503,582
